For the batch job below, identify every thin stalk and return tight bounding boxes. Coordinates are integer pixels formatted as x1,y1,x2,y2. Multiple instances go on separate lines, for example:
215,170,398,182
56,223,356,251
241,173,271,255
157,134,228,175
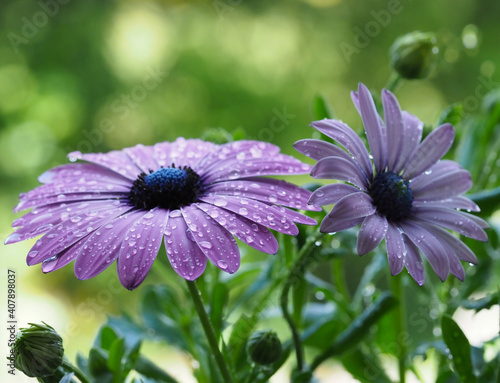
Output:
186,280,234,383
385,72,402,93
61,360,91,383
280,232,325,372
391,275,406,383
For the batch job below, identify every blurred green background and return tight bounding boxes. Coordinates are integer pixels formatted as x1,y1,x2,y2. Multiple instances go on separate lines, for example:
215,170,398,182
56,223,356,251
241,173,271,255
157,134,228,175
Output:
1,0,499,381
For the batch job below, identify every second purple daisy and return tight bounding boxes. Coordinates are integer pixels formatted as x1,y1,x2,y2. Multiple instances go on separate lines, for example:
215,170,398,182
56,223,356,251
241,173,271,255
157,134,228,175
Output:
294,83,488,285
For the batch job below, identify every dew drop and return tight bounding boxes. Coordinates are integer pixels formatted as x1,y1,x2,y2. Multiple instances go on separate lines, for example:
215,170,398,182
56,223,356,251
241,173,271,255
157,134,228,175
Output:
217,260,228,270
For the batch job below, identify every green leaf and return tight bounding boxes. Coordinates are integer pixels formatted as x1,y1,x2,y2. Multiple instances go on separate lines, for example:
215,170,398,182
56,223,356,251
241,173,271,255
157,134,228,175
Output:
88,348,113,383
292,277,308,327
97,326,119,351
341,349,393,383
134,356,179,383
462,292,499,313
107,338,125,376
441,315,477,383
312,93,335,120
437,103,463,127
209,283,229,338
76,352,89,376
469,187,500,217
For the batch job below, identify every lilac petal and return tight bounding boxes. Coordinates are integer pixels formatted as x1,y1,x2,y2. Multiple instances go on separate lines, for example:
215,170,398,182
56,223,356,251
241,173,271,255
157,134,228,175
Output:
311,156,368,190
153,142,172,167
399,220,450,282
320,192,375,233
25,203,131,266
294,139,353,162
412,208,488,241
419,222,478,264
311,119,372,177
124,144,159,173
403,124,455,179
269,205,317,226
202,154,311,183
68,150,142,180
320,216,364,233
382,89,406,171
309,183,360,206
412,170,472,201
7,200,128,244
168,138,216,166
38,163,133,186
402,235,425,286
164,212,207,280
14,192,128,212
74,209,147,280
385,223,405,275
357,213,388,256
206,177,320,211
196,203,279,254
181,206,240,274
200,195,299,235
41,239,86,273
358,83,387,172
445,247,466,281
393,112,423,174
410,160,462,184
117,207,169,290
413,196,480,212
351,90,384,127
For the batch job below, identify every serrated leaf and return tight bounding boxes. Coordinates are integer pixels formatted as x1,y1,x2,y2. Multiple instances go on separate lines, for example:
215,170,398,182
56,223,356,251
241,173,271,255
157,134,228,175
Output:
441,315,477,383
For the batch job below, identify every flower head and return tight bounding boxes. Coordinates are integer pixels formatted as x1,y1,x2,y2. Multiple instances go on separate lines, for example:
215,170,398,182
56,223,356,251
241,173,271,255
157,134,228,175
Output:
14,323,64,378
7,138,319,289
294,83,488,285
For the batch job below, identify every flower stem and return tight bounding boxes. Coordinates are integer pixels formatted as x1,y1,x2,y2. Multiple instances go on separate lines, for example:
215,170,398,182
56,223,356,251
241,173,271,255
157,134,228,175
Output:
280,232,325,372
391,275,407,383
385,72,402,93
61,360,91,383
186,280,234,383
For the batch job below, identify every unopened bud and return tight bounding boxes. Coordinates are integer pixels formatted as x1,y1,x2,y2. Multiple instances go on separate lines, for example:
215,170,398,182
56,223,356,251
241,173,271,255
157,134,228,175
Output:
246,330,282,365
390,31,437,80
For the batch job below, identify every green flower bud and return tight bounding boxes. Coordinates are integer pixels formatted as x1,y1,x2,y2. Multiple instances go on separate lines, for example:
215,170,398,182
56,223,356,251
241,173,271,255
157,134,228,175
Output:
390,31,437,80
200,127,234,144
14,323,64,378
246,330,282,366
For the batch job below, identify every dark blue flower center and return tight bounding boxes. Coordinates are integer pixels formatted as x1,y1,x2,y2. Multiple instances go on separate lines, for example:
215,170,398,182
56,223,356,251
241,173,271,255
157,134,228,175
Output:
128,165,202,210
369,171,413,222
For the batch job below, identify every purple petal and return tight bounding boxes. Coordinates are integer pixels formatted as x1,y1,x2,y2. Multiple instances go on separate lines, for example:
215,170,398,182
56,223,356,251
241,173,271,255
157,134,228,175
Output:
206,177,320,211
200,195,299,235
412,208,488,241
358,83,387,172
196,202,279,254
41,240,86,273
412,170,472,201
412,196,480,212
74,209,147,280
357,213,388,256
154,138,216,168
124,144,159,173
403,124,455,179
382,89,405,171
7,200,129,244
68,149,142,180
117,207,169,290
309,183,360,206
311,119,372,177
25,203,131,266
164,212,207,280
320,192,375,233
399,220,450,282
310,156,369,190
181,206,240,274
38,163,133,186
14,192,128,212
294,139,353,162
385,223,405,275
393,112,423,174
268,205,317,226
402,235,425,286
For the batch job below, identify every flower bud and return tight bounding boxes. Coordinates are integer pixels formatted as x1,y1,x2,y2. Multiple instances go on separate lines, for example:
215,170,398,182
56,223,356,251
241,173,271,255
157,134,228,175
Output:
390,31,437,80
14,323,64,378
246,330,282,365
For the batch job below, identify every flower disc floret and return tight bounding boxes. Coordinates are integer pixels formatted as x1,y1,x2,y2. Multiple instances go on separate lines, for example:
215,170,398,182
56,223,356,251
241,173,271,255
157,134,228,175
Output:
369,171,413,222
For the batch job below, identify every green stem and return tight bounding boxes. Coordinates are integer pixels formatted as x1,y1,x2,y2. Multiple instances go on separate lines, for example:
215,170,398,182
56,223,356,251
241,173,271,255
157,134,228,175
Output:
280,232,325,372
385,72,402,93
186,280,234,383
61,360,91,383
391,275,406,383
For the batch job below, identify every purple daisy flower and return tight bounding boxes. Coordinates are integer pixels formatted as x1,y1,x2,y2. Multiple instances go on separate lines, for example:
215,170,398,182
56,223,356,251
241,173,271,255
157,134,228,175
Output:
294,83,488,286
6,138,319,290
